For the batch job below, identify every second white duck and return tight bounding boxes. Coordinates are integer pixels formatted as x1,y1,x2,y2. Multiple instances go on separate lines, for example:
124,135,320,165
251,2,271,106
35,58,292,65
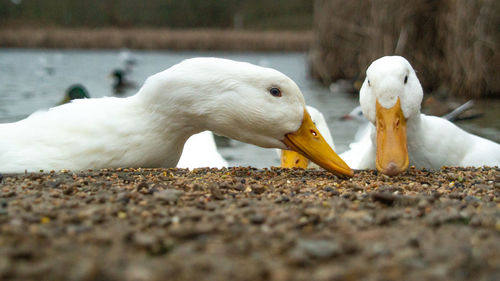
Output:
342,56,500,175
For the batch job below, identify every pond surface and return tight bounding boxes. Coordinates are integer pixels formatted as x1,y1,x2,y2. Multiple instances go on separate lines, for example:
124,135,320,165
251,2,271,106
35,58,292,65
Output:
0,49,499,168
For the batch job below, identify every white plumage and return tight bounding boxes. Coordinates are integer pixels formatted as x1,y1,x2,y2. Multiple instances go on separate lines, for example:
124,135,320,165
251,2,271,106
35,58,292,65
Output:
176,131,228,169
0,58,311,173
341,56,500,171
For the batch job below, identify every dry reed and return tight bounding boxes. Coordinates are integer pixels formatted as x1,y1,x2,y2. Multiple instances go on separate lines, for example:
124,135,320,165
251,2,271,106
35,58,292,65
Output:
0,27,313,52
310,0,500,98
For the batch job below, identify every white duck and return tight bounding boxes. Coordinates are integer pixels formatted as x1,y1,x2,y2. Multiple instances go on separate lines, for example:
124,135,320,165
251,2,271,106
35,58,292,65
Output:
280,105,335,169
342,56,500,175
0,58,352,176
176,131,228,169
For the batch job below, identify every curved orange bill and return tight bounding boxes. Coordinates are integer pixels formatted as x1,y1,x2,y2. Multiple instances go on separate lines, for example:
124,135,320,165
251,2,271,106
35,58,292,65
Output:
281,149,309,169
283,109,353,177
375,98,409,176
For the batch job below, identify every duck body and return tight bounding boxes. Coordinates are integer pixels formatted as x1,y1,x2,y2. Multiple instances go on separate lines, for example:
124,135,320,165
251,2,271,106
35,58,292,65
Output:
0,58,352,176
342,56,500,174
0,96,186,172
343,113,500,170
177,131,228,169
407,114,500,168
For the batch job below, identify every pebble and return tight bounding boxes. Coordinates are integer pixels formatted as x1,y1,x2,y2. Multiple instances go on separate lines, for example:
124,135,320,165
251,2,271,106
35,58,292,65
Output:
0,167,497,281
154,189,183,203
293,239,342,259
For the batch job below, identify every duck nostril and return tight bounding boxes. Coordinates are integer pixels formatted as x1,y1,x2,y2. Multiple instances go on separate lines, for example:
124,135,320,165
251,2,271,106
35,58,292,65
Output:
295,159,300,165
310,130,317,136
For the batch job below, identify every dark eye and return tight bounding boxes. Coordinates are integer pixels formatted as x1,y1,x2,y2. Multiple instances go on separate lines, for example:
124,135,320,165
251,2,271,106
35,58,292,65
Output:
367,80,371,87
269,87,281,97
404,75,408,84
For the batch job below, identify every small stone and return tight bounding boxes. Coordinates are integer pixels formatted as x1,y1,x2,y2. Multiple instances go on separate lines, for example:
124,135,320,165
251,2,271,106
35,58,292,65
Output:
210,184,225,200
251,184,266,194
134,233,156,248
137,181,149,191
154,189,183,203
294,239,342,259
347,183,364,191
117,212,127,219
275,195,290,203
371,192,396,205
250,214,265,225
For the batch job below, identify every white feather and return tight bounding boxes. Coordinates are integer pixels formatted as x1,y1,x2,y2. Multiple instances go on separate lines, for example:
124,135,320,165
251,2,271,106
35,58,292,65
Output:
0,58,306,173
176,131,228,169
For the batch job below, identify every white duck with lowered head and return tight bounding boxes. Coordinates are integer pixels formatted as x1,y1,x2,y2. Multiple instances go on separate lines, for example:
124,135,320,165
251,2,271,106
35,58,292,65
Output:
0,58,352,176
344,56,500,175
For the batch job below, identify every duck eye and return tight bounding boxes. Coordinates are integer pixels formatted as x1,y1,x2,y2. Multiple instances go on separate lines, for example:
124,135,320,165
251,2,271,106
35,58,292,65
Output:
269,87,281,97
368,80,371,87
404,75,408,84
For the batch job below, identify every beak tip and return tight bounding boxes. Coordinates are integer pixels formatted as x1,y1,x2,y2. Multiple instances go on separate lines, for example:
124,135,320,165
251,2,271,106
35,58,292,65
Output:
380,162,407,176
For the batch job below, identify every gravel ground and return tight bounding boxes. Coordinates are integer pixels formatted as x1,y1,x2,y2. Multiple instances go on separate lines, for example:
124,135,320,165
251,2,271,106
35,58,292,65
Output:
0,166,499,281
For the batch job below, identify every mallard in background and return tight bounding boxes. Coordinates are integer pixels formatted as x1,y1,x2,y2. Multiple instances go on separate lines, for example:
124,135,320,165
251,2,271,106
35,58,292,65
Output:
111,69,136,95
341,56,500,176
0,58,352,176
59,84,90,105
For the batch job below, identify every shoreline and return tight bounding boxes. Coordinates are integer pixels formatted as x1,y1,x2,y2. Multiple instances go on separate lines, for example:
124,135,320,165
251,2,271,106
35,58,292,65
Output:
0,27,313,51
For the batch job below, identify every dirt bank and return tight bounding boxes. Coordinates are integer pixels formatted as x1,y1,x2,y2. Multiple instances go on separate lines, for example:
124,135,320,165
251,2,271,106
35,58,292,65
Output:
0,27,313,51
0,167,499,280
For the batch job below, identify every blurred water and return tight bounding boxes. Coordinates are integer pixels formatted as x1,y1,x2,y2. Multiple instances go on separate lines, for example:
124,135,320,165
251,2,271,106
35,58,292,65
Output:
0,49,499,168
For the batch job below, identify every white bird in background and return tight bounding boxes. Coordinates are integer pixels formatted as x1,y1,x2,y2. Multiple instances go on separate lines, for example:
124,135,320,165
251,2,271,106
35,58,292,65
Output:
118,49,138,74
279,105,335,169
341,105,372,144
177,131,228,169
0,58,352,177
342,56,500,175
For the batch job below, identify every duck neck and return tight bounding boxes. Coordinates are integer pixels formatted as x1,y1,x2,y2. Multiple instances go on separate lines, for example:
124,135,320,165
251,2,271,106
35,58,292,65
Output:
131,77,227,140
406,113,424,159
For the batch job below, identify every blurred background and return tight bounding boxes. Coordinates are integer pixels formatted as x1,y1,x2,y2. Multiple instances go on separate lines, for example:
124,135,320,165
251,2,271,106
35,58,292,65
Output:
0,0,499,167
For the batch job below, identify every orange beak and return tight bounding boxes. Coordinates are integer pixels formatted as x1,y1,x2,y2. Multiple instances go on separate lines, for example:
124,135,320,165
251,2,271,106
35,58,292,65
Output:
375,98,409,176
283,109,353,177
280,149,309,169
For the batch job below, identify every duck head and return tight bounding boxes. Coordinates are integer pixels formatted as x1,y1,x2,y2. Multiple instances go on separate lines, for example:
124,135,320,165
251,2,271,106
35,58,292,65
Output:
143,58,353,177
359,56,423,176
59,84,90,105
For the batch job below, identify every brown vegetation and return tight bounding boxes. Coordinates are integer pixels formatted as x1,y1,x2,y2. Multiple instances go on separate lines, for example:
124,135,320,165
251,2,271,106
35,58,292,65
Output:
0,27,313,51
310,0,500,98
